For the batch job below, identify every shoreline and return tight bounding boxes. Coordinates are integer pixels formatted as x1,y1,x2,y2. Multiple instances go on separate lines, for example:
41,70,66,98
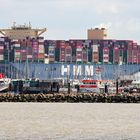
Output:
0,93,140,103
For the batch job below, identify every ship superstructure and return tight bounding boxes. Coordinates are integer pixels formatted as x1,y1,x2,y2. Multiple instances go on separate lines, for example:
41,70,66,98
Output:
0,22,47,40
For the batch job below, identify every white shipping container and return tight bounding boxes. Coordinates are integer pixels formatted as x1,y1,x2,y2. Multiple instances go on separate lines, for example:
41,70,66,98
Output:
27,55,33,59
15,56,20,58
0,38,4,42
44,54,48,57
14,44,20,47
76,59,82,61
38,49,44,53
38,47,44,50
15,52,20,55
77,54,82,56
104,60,109,63
85,40,91,43
38,44,44,48
0,55,4,60
39,46,44,50
15,53,21,56
77,48,82,51
103,54,108,57
65,54,71,56
0,46,4,50
92,45,98,52
44,58,49,64
12,39,18,42
38,39,44,43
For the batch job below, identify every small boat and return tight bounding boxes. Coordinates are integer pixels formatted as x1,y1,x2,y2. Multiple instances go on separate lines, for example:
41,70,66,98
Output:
0,73,11,92
79,79,100,93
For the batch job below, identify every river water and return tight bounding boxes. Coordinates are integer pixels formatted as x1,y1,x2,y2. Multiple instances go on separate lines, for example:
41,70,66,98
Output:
0,103,140,140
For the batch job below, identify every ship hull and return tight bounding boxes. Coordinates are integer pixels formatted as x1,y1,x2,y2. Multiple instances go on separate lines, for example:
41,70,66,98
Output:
11,63,140,80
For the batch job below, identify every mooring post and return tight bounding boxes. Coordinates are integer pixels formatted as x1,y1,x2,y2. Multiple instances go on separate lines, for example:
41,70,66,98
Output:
105,83,108,93
68,82,70,94
116,78,119,94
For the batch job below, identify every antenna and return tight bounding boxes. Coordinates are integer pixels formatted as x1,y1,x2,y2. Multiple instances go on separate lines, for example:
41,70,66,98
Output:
13,21,16,27
24,23,26,27
29,21,31,28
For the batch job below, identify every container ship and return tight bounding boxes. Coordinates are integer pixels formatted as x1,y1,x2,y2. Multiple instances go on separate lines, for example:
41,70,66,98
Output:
0,23,140,81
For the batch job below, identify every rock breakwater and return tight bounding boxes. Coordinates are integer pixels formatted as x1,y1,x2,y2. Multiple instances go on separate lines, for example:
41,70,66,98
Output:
0,93,140,103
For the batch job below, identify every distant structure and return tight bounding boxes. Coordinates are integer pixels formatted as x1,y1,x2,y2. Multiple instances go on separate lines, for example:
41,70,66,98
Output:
0,22,47,39
87,28,107,40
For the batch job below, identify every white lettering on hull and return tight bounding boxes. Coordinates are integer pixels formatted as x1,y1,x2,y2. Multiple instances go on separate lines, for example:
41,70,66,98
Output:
73,65,82,76
61,65,70,75
85,65,93,76
61,65,94,76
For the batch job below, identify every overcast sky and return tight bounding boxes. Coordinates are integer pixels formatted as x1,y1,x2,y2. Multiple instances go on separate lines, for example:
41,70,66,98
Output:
0,0,140,43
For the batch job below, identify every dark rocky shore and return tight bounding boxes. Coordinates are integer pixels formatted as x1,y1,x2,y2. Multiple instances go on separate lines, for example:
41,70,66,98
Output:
0,93,140,103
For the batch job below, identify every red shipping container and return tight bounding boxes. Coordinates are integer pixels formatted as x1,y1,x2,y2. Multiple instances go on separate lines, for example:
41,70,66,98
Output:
38,42,44,45
0,50,4,53
65,46,72,55
114,47,119,63
132,44,138,63
21,49,26,53
127,45,133,63
137,46,140,63
60,46,66,61
38,53,44,59
93,53,98,63
15,58,20,61
15,50,21,53
103,47,109,63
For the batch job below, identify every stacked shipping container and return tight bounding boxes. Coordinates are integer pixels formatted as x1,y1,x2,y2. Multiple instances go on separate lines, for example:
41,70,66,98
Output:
44,39,140,64
127,41,133,64
0,45,4,61
1,37,140,65
11,37,45,63
82,47,88,63
48,45,55,63
92,44,98,63
0,38,4,61
59,41,66,62
32,39,39,62
113,46,119,64
132,43,138,64
65,43,72,63
38,37,44,62
76,42,83,63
